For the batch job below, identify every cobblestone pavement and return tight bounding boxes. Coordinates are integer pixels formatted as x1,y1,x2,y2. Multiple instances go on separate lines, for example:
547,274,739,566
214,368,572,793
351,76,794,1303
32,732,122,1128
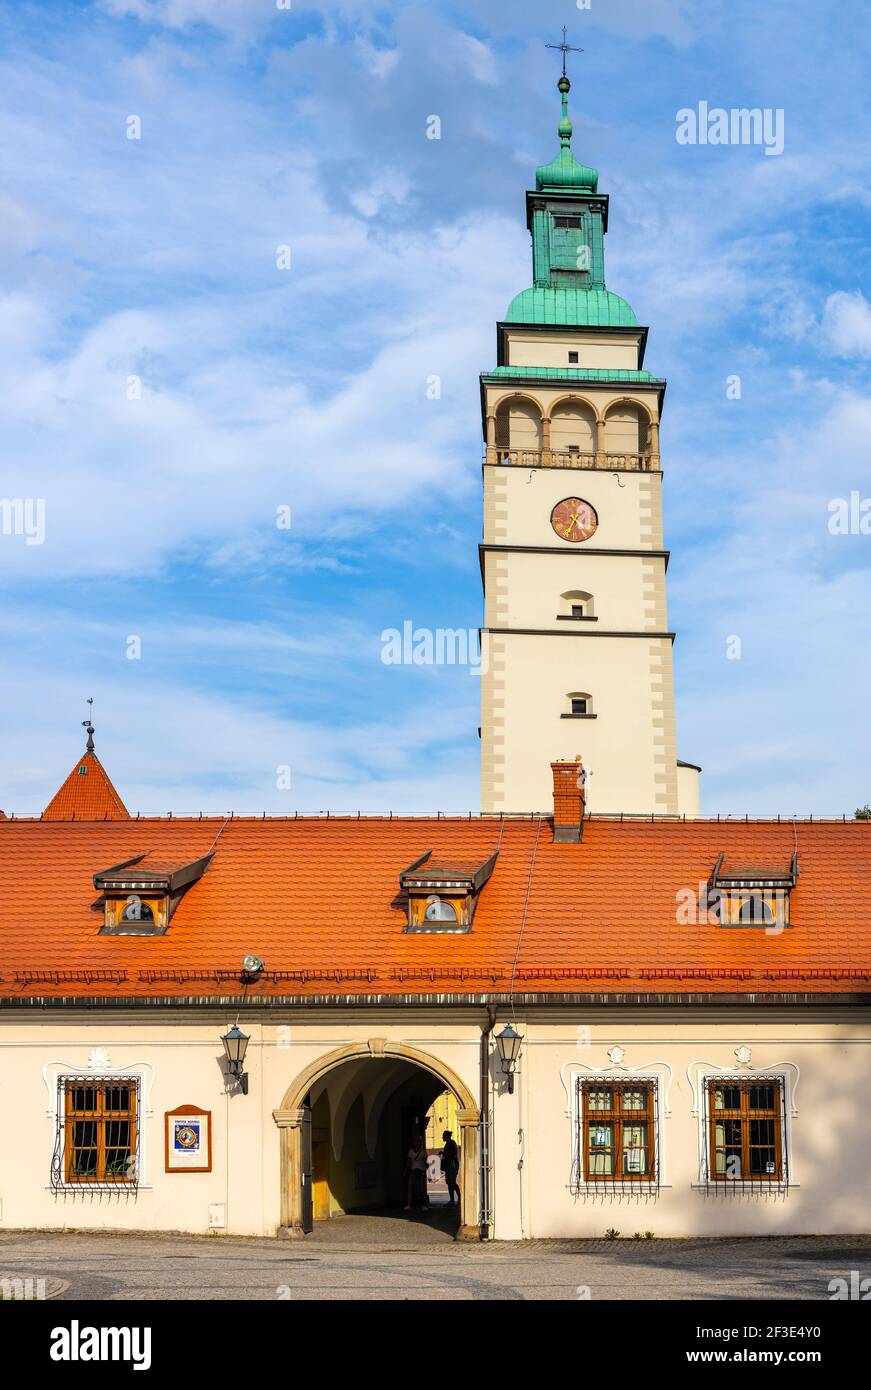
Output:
1,1224,870,1300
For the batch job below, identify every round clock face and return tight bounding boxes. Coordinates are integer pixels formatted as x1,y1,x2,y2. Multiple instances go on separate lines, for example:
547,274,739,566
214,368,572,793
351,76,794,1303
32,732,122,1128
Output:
551,497,598,543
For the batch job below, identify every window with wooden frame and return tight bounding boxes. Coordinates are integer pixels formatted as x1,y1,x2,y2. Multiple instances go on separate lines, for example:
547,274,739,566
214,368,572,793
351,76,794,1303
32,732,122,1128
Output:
63,1080,138,1185
706,1079,783,1182
580,1081,656,1181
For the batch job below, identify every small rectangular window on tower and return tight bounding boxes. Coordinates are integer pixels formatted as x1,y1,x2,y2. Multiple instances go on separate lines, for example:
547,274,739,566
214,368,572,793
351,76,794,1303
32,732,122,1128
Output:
568,350,579,364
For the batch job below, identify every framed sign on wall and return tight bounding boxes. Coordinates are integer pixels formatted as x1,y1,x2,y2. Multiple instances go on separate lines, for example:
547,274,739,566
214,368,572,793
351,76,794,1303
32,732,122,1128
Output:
165,1104,212,1173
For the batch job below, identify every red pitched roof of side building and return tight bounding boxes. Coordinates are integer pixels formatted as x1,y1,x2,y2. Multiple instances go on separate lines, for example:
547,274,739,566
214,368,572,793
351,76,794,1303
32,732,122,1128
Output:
42,750,129,822
1,812,870,1002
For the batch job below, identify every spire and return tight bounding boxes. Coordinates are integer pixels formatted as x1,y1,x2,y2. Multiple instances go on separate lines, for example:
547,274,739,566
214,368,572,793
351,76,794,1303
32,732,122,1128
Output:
43,708,129,820
82,695,95,754
502,41,639,328
545,25,582,150
558,73,573,150
536,67,598,194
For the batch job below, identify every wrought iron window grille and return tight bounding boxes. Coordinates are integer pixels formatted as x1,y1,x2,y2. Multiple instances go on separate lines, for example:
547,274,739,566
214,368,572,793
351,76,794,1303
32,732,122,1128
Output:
51,1075,141,1193
571,1076,661,1196
699,1073,789,1193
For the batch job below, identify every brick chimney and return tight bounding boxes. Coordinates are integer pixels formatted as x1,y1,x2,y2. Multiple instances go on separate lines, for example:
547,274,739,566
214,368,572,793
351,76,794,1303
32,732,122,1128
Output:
551,759,586,843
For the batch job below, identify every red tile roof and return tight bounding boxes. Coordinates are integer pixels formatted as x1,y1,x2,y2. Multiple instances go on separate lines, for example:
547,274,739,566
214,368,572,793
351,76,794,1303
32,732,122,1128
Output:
42,752,129,822
0,814,869,1001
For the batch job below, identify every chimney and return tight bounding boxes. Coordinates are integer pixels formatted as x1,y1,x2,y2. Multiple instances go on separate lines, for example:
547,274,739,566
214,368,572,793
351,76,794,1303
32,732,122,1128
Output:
551,759,586,843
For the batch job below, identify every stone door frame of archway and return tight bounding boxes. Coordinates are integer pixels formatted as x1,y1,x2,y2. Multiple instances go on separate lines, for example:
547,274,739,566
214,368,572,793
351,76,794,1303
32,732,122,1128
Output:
273,1039,480,1241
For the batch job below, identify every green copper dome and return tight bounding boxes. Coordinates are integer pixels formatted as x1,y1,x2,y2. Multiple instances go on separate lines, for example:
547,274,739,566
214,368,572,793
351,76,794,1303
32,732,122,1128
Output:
535,148,599,192
505,286,637,328
536,76,598,192
504,73,637,329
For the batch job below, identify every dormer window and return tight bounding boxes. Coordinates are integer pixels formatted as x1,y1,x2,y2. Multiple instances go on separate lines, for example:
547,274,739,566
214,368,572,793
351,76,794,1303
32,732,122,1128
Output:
102,887,166,934
400,851,497,933
708,854,798,930
95,851,213,936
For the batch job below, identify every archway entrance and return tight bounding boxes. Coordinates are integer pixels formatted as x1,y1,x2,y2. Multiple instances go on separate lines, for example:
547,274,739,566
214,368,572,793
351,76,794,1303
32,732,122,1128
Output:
274,1041,480,1241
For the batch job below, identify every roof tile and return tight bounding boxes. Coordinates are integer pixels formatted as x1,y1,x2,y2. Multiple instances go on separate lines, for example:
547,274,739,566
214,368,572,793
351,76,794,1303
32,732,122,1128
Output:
42,752,129,822
0,816,869,1000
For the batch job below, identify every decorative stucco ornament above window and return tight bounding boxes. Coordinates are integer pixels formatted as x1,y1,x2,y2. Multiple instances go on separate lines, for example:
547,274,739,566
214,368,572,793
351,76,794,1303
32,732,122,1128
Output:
560,1046,674,1118
686,1056,800,1118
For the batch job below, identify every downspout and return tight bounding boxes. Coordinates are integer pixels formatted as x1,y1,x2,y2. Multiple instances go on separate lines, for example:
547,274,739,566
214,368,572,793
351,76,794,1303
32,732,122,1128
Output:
479,1003,496,1240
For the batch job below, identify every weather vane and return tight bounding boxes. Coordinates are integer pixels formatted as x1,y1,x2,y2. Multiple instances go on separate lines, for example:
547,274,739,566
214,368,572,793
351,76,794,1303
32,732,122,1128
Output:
82,696,95,753
546,26,583,79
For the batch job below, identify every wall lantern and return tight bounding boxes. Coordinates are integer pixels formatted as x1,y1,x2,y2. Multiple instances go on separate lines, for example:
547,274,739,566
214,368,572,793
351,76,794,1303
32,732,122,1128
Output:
495,1022,523,1093
221,1022,250,1095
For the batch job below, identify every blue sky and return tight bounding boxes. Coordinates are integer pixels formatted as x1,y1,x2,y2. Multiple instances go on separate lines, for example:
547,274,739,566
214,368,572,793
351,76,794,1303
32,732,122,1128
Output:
2,0,871,816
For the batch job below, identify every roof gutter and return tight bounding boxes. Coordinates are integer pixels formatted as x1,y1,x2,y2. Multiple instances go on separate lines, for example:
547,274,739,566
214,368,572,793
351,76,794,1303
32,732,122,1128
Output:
2,991,870,1010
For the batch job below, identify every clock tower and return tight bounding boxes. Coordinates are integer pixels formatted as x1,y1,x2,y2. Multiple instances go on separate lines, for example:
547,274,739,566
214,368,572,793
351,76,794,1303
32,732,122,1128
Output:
479,72,699,816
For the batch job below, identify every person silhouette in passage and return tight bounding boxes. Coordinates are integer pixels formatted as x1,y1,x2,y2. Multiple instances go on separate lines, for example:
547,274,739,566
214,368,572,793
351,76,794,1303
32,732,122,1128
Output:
404,1134,430,1212
440,1130,460,1207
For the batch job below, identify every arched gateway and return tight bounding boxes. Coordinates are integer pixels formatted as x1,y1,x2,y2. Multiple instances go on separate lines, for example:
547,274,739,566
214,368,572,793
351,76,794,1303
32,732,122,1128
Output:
273,1040,481,1240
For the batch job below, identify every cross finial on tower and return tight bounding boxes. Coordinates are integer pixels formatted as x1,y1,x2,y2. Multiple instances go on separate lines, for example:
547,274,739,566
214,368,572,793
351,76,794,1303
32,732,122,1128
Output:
82,696,95,754
545,26,583,80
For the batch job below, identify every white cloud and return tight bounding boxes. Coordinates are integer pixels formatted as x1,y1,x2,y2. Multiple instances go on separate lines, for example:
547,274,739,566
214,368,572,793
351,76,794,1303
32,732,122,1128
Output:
451,34,497,85
355,39,401,81
669,384,871,816
821,290,871,358
100,0,702,47
98,0,279,38
0,651,480,817
347,170,412,217
0,105,519,578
